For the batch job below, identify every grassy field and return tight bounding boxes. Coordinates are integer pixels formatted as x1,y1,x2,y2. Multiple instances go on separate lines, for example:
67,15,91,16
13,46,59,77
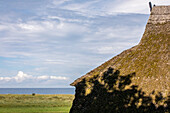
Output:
0,94,74,113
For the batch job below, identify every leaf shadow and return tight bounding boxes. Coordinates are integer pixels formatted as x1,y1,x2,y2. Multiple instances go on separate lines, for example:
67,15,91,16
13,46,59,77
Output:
70,67,169,113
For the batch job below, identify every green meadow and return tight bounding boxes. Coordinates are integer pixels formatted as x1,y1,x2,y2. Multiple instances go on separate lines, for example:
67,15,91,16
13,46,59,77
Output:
0,94,74,113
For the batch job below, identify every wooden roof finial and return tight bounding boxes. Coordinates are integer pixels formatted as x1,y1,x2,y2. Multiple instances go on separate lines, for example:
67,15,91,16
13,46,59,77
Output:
149,2,152,12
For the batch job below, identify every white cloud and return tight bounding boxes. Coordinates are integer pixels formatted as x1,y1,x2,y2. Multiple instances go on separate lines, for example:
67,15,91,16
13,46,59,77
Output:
0,71,68,83
0,24,8,31
37,75,49,80
61,1,98,11
52,0,71,6
36,75,68,80
0,20,89,59
14,71,33,82
0,0,161,87
17,21,63,33
44,59,70,64
103,0,170,14
50,76,68,80
0,77,12,82
51,0,170,16
97,46,115,54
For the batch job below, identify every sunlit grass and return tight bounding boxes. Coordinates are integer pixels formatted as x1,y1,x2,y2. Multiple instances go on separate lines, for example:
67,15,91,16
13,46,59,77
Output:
0,94,74,113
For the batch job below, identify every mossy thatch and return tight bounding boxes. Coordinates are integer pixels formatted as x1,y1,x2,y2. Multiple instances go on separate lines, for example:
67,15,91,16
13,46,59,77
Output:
71,7,170,95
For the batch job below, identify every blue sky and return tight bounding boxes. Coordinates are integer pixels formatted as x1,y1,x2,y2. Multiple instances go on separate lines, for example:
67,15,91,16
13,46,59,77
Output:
0,0,169,88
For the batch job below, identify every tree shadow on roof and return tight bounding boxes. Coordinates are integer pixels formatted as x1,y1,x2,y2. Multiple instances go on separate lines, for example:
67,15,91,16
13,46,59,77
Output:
70,67,169,113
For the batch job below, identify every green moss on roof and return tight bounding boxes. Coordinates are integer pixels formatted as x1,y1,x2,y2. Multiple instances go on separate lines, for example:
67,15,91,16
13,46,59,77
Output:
71,22,170,95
